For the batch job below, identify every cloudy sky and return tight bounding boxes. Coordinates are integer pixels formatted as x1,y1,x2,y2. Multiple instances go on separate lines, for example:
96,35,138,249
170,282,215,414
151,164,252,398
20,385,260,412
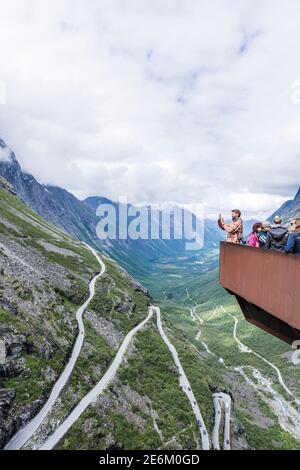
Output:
1,0,300,219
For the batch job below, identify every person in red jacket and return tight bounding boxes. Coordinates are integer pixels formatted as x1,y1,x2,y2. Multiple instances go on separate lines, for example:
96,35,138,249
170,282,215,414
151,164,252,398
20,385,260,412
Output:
218,209,243,244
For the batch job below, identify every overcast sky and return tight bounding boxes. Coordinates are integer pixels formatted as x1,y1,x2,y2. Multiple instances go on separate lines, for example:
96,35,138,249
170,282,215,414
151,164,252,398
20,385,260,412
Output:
1,0,300,219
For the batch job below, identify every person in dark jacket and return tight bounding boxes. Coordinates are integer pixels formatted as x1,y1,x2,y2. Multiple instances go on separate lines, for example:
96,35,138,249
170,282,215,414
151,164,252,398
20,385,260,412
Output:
264,216,289,252
285,218,300,255
259,221,271,248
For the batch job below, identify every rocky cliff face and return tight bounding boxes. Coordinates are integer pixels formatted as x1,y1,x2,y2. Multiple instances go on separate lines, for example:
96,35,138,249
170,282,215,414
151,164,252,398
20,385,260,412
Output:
270,187,300,223
0,140,98,243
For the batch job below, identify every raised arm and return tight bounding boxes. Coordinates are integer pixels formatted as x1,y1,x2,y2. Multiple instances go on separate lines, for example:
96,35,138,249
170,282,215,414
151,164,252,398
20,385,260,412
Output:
219,218,242,234
218,217,225,231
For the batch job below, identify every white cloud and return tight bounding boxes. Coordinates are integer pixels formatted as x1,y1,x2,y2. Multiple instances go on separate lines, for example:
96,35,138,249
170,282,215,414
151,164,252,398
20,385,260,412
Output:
0,146,12,161
0,0,300,220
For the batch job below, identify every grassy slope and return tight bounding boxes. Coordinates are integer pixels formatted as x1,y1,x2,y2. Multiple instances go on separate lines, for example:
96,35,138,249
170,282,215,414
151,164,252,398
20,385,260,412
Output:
59,269,300,450
60,323,200,450
158,266,300,450
0,181,150,445
0,181,207,450
0,182,97,409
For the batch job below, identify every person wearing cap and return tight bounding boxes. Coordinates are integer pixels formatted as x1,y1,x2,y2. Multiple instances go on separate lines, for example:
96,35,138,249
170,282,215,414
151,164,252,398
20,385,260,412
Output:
259,221,272,248
218,209,243,244
264,216,289,252
285,218,300,255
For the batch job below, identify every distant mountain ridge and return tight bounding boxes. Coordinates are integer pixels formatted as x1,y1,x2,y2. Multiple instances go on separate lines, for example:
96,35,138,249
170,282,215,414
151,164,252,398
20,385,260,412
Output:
0,138,222,282
0,139,99,244
270,187,300,223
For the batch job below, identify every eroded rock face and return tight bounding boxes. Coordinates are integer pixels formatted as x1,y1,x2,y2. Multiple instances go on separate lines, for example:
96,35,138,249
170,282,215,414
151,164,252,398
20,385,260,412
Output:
0,389,15,448
129,278,150,296
0,298,18,316
114,301,136,314
0,236,79,448
40,343,54,360
0,396,43,449
85,311,123,350
117,268,150,297
0,330,27,378
41,366,57,384
95,384,158,438
0,359,25,378
0,389,15,412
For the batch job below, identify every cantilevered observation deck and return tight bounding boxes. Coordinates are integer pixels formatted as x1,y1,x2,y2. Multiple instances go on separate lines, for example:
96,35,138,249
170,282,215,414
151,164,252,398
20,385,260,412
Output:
219,242,300,344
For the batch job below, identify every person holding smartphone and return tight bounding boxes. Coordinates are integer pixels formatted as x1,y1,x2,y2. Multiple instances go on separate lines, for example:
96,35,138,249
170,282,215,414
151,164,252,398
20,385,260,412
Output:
218,209,243,244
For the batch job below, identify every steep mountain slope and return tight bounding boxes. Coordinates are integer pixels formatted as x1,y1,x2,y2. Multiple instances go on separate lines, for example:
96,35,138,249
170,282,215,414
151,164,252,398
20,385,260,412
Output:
83,196,222,287
84,195,222,250
270,187,300,223
0,178,226,451
0,138,222,286
0,178,167,449
0,139,99,244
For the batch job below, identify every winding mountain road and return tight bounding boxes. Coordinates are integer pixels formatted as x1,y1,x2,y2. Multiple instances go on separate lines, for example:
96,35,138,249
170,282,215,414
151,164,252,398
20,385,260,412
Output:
206,304,300,447
39,306,210,450
186,289,203,325
224,306,300,406
212,393,231,450
40,307,154,450
5,250,240,452
4,243,106,451
154,306,210,450
190,302,232,450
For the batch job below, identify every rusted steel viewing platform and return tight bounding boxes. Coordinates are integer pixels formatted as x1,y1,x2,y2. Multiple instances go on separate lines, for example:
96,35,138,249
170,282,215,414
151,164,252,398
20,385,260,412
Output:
219,241,300,344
